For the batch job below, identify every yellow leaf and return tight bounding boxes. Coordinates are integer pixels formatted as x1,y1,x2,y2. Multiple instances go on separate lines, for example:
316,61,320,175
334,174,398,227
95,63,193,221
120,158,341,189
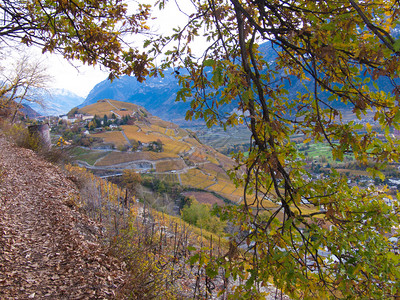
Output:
366,123,372,133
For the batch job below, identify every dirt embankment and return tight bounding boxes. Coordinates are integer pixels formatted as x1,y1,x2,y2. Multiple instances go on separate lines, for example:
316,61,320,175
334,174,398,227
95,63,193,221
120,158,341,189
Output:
0,136,127,299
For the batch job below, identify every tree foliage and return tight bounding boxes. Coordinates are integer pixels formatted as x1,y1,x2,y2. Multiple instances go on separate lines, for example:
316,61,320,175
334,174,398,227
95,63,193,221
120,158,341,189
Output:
181,197,226,235
151,0,400,298
122,169,142,194
0,0,152,80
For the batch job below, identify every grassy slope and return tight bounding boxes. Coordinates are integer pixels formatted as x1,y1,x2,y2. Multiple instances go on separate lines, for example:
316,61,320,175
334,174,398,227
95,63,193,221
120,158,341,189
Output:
79,99,147,117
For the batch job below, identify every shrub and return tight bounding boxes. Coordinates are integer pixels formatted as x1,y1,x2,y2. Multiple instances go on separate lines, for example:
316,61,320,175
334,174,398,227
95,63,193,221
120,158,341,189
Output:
122,169,142,194
117,144,130,152
110,230,179,300
181,198,226,235
39,147,71,165
3,123,40,151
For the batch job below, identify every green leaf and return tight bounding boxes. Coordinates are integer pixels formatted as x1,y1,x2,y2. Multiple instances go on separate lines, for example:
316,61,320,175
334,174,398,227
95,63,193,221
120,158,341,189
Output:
211,66,223,86
205,264,219,278
188,253,200,265
203,59,215,67
394,38,400,52
143,39,151,48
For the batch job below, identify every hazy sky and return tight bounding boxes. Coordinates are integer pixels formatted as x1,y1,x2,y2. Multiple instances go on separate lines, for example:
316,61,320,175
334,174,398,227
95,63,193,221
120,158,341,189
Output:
44,53,108,98
44,0,197,98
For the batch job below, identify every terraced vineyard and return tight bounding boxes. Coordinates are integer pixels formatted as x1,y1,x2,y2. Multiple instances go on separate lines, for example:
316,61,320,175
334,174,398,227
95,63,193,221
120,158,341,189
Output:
155,160,186,172
154,173,179,184
180,169,214,188
92,131,127,147
75,100,271,207
79,99,146,117
95,151,172,166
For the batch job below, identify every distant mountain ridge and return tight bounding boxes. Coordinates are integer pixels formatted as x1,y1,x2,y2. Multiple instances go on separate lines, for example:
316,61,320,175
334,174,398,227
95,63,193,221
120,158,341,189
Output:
25,88,85,116
81,72,191,123
21,104,40,119
79,43,280,123
80,41,396,123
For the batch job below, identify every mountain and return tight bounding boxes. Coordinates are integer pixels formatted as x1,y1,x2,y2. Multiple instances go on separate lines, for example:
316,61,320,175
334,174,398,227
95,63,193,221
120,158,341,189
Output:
25,88,85,116
81,73,191,123
20,104,40,119
80,42,397,123
79,44,280,123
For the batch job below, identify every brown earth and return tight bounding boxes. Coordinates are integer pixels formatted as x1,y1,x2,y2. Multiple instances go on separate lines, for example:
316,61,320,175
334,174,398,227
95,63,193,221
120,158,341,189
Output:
0,136,127,299
181,191,225,206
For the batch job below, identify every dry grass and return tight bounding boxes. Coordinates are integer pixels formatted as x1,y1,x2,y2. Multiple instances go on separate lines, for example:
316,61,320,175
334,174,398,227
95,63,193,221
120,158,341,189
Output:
202,163,228,178
176,128,189,138
207,181,229,193
220,182,241,194
136,123,152,133
91,131,127,147
206,155,219,165
149,117,178,129
123,125,140,132
95,151,172,166
123,125,192,157
214,152,235,169
162,139,191,155
122,125,164,143
79,101,115,116
231,187,245,197
202,162,224,173
114,110,132,118
108,100,141,111
149,124,166,134
79,100,145,117
194,180,218,190
189,150,207,163
155,160,186,172
184,137,202,147
205,180,251,206
165,129,176,137
180,169,215,188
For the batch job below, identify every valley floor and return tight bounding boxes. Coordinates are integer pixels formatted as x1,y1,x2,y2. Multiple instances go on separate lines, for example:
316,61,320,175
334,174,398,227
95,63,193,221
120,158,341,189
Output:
0,136,127,299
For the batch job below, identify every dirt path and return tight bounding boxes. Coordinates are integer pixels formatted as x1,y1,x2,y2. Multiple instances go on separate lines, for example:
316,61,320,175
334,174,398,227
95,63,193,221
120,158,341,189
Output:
120,131,131,146
0,136,127,299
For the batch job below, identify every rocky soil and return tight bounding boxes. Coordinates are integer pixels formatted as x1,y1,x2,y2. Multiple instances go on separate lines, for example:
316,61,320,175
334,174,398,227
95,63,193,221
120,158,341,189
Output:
0,136,127,299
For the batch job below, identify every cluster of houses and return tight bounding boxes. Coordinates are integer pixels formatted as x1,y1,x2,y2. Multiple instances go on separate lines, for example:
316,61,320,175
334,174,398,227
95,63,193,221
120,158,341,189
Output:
35,113,94,126
60,113,94,123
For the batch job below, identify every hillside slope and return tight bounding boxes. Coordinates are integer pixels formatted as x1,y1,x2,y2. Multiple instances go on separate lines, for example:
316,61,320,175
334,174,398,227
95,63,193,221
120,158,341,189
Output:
74,100,252,205
0,136,126,298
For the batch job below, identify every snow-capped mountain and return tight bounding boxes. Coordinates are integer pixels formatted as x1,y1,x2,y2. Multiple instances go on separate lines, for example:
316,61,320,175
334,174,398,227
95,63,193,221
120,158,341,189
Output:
25,88,84,116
